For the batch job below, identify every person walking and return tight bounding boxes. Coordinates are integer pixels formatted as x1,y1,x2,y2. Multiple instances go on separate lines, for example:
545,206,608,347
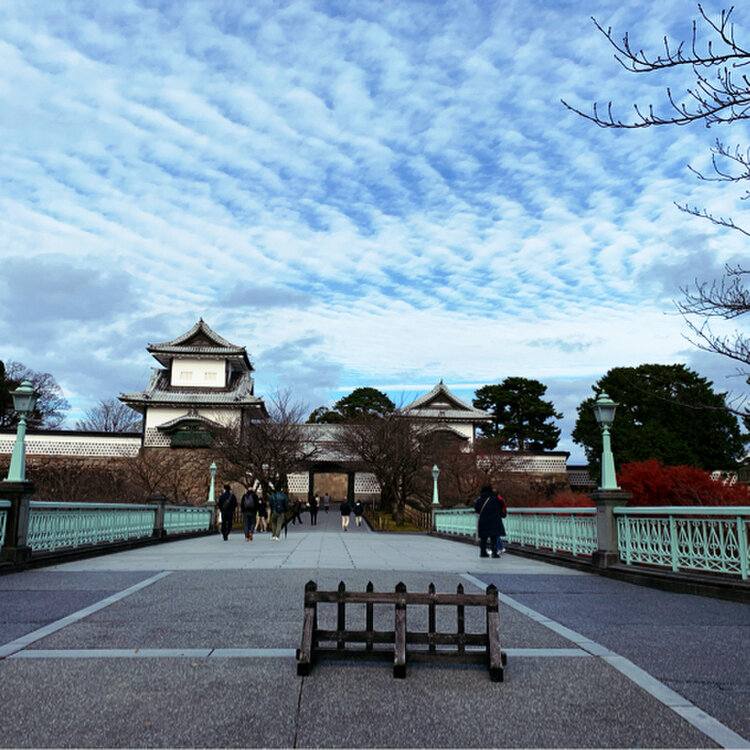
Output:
309,494,319,526
291,498,304,525
268,487,289,541
256,496,268,533
240,487,259,541
323,493,330,513
217,484,237,541
340,498,352,531
474,484,506,558
353,499,364,527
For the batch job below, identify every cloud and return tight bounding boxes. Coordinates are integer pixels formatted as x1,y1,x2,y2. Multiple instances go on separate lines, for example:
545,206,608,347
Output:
1,0,747,450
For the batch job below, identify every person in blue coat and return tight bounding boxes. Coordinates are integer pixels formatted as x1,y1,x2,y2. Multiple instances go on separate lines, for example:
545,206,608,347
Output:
474,484,506,558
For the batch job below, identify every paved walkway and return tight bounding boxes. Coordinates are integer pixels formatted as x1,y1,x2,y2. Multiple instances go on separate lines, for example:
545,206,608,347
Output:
0,508,749,748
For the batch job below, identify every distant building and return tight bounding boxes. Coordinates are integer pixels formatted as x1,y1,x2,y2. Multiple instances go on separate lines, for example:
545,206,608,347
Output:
119,319,267,448
399,380,493,445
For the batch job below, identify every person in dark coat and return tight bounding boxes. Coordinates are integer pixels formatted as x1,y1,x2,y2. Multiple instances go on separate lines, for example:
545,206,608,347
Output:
291,498,304,525
340,498,352,531
218,484,238,541
353,499,364,527
474,484,506,558
309,494,319,526
240,488,259,541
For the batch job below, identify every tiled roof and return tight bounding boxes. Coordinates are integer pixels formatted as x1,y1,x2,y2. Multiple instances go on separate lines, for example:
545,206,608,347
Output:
146,320,253,370
401,381,492,422
149,319,238,350
156,412,224,431
120,370,265,409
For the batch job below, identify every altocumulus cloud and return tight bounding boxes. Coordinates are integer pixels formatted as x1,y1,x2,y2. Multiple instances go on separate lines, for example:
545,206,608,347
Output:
1,0,748,460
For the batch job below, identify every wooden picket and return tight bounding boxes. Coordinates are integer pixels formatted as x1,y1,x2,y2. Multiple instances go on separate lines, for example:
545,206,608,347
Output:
296,580,506,681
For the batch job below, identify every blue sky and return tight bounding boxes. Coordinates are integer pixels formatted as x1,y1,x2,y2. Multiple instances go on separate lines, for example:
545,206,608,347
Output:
2,0,749,463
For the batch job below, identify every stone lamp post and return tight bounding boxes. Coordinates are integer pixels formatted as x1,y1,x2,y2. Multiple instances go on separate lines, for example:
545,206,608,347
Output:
590,390,631,569
1,380,39,565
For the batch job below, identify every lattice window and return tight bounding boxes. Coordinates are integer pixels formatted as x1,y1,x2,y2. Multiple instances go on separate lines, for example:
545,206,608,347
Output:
145,428,171,448
287,473,309,493
354,473,380,493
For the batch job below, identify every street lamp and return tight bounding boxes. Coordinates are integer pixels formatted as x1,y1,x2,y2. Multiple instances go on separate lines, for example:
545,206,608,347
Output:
6,380,38,482
431,464,440,505
592,391,619,490
208,461,217,505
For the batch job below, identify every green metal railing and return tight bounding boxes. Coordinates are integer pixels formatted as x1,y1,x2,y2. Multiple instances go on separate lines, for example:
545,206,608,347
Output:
434,507,597,556
0,499,9,546
507,508,597,557
164,505,213,534
434,505,750,580
615,506,750,581
25,502,212,553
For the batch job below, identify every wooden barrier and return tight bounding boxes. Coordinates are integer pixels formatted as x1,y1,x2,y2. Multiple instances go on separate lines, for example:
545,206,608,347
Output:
296,580,506,681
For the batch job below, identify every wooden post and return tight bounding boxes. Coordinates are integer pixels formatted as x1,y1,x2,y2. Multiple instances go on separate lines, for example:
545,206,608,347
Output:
428,582,436,653
456,583,465,654
366,581,374,652
337,581,346,650
297,580,317,676
485,584,504,682
394,582,407,678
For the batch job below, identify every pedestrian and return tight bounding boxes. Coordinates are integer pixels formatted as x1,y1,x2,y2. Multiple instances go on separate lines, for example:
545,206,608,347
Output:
268,486,289,541
353,499,364,527
474,484,506,559
309,494,319,526
256,496,268,533
217,484,237,541
291,498,304,525
323,493,330,513
340,497,352,531
240,487,259,541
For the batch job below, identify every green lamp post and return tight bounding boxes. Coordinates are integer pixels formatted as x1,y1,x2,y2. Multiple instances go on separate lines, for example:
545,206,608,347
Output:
6,381,38,482
592,391,619,490
431,464,440,505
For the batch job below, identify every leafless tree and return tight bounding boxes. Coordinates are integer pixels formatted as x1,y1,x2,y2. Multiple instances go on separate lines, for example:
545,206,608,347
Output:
562,6,750,234
335,413,435,525
562,6,750,400
212,390,317,496
76,398,143,432
1,360,69,428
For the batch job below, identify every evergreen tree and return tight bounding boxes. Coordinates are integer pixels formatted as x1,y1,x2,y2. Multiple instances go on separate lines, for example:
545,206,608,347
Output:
307,387,395,423
473,377,561,451
572,364,745,477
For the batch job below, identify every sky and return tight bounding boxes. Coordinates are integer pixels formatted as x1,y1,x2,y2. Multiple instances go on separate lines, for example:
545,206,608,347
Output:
2,0,749,463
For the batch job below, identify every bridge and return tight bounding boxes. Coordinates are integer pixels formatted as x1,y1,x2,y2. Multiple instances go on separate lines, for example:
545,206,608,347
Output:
1,507,749,749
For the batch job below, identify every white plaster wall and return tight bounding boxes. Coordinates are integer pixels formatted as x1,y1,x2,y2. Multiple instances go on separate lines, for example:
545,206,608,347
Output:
0,433,141,457
170,358,225,387
447,422,474,441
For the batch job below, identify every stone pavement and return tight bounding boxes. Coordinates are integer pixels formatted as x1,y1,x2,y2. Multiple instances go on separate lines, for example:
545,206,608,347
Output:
0,507,748,748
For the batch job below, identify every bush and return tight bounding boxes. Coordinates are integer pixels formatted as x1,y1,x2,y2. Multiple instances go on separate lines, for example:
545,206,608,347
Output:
618,459,750,506
550,490,595,508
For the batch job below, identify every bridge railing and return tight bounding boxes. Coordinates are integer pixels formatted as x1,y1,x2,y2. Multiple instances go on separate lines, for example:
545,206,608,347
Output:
26,502,212,553
615,506,750,580
433,507,597,556
433,505,750,580
0,500,9,546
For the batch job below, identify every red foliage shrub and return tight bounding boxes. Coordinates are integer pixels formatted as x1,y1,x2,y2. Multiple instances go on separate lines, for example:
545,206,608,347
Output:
550,490,595,508
617,459,750,506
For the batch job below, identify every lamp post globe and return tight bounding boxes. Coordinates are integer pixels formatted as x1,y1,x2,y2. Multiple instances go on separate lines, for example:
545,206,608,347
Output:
592,391,619,490
6,380,38,482
431,464,440,506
